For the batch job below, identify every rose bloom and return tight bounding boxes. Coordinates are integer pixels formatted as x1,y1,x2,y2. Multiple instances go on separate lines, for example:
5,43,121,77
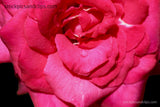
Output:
0,0,160,107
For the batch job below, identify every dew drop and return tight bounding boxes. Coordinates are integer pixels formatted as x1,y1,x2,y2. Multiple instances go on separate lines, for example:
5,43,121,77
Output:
81,50,88,57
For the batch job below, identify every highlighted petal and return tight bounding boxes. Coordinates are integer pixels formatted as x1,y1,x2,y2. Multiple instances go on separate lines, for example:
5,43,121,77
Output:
0,38,10,63
55,34,112,76
44,53,116,106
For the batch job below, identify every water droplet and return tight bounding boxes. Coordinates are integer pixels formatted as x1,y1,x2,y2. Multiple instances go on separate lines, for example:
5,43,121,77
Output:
81,50,88,57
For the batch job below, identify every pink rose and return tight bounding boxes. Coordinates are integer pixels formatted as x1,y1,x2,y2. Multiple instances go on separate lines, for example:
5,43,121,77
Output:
0,0,160,107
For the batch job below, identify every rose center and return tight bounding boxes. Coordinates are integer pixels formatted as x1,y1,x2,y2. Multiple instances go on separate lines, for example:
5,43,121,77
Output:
54,3,118,49
58,4,114,48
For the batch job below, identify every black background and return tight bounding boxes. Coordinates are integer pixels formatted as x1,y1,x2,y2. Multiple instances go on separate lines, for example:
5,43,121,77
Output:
1,63,160,107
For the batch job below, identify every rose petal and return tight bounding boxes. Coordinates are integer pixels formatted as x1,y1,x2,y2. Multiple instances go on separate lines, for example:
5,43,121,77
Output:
0,10,27,77
135,33,150,56
90,50,134,87
117,26,126,62
29,91,68,107
79,11,91,31
89,37,118,78
124,26,145,51
108,51,135,87
44,53,116,106
0,4,12,29
55,34,112,76
60,6,80,23
90,63,122,87
124,54,157,84
79,10,101,31
77,0,116,15
17,81,28,95
114,3,124,18
30,0,60,37
111,0,123,4
0,38,10,63
18,45,53,93
24,16,56,54
143,0,160,53
91,16,115,38
101,78,147,107
133,56,140,67
122,0,149,24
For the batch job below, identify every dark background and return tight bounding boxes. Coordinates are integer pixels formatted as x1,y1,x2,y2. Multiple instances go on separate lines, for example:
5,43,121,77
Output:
1,63,160,107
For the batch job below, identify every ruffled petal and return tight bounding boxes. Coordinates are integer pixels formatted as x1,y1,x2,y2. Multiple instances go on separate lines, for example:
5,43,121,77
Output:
108,51,135,87
90,50,134,87
90,62,122,87
89,37,118,78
